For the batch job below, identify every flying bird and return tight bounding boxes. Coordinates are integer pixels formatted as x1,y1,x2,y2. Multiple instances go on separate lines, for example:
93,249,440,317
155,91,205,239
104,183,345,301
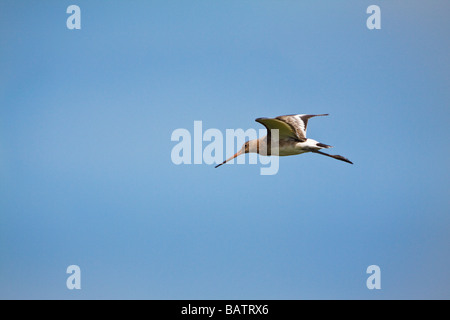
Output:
215,114,353,168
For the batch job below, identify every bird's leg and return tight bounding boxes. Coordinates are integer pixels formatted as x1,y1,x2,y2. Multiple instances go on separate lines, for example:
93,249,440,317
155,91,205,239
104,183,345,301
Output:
311,150,353,164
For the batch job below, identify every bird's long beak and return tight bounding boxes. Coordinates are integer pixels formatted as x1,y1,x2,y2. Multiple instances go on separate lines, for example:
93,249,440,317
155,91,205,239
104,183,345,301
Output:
215,150,242,168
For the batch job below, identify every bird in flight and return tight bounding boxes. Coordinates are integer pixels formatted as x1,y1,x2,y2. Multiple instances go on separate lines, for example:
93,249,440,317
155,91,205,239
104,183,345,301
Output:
215,114,353,168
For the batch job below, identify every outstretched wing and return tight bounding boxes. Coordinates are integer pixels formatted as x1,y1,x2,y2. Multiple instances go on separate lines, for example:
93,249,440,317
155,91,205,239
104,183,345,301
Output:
255,117,300,141
256,114,328,142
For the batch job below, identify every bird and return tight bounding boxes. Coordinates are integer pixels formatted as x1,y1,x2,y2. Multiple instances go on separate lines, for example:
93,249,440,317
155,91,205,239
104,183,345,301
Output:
215,114,352,168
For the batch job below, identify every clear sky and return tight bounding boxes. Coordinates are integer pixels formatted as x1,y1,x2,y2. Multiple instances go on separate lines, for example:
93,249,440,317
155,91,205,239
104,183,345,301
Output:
0,0,449,299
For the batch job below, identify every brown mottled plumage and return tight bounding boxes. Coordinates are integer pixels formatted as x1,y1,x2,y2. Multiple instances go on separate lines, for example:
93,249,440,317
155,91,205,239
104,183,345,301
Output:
215,114,352,168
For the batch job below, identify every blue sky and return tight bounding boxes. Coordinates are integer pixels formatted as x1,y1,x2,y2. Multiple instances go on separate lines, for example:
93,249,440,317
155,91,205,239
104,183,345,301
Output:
0,0,449,299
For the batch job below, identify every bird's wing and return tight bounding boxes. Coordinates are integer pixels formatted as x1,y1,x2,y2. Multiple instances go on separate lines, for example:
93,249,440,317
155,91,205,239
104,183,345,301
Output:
255,117,302,141
275,114,329,140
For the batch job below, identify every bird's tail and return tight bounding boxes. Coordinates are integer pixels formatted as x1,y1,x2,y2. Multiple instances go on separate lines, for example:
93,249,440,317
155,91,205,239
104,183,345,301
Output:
316,142,332,149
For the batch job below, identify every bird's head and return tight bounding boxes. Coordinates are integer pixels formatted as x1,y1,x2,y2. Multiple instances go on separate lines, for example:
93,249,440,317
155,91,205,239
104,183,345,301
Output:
215,140,257,168
242,141,250,154
241,140,259,154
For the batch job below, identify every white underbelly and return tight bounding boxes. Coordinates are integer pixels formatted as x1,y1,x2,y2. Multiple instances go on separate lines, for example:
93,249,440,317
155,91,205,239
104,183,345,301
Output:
273,145,309,156
278,149,308,156
261,138,313,156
